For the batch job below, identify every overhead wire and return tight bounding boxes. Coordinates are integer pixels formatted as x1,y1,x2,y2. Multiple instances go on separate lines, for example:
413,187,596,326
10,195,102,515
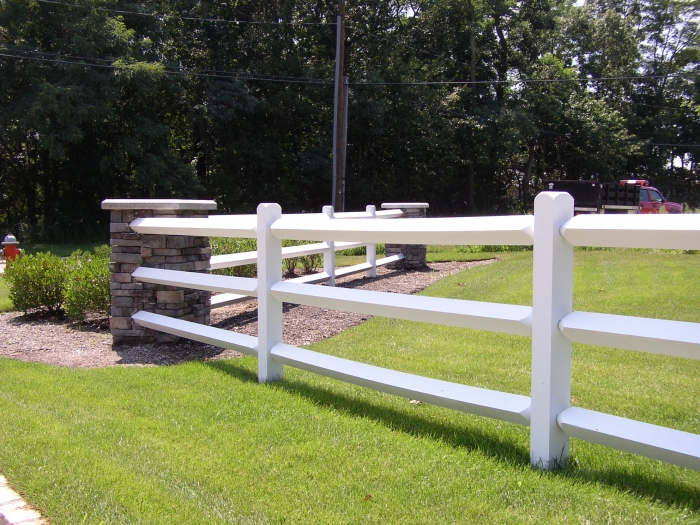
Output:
4,47,700,89
0,50,334,84
33,0,337,26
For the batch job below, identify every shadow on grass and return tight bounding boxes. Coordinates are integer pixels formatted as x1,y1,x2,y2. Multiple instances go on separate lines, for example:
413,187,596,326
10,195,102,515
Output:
555,460,700,511
204,360,530,466
205,359,700,511
205,360,259,383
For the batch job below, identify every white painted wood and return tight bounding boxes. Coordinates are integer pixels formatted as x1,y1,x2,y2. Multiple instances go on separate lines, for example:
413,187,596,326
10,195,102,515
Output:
557,407,700,471
211,243,362,270
283,242,328,257
322,206,336,287
210,252,258,269
375,254,404,266
210,255,400,295
561,214,700,250
289,272,331,285
333,210,402,219
531,192,574,469
375,209,404,218
270,281,532,335
366,205,377,278
270,215,535,245
130,215,257,237
131,267,257,296
559,311,700,359
334,211,373,219
335,261,373,278
257,204,284,381
131,311,257,355
210,293,251,308
271,344,531,425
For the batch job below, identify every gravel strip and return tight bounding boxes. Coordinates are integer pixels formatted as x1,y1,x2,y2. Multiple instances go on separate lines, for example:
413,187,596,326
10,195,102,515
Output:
0,260,494,368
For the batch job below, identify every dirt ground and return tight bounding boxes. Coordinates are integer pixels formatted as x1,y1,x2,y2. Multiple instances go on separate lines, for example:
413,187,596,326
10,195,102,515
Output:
0,260,494,368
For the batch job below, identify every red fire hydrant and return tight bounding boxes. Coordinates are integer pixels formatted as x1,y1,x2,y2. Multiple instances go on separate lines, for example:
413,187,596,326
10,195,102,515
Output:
2,233,21,261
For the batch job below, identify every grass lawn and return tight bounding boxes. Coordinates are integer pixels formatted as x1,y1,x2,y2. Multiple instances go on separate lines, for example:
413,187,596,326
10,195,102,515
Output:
1,250,699,524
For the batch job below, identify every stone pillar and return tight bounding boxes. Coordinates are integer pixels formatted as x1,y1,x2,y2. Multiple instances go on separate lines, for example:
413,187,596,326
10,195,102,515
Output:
101,199,217,346
381,202,429,270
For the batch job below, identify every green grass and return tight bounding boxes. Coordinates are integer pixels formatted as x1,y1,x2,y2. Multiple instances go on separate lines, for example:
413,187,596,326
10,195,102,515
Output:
1,250,700,523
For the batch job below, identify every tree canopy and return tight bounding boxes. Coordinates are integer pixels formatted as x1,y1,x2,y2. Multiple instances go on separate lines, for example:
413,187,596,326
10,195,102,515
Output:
1,0,699,239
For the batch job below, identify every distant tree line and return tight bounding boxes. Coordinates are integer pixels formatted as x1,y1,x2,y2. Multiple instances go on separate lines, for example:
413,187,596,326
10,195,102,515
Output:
1,0,699,240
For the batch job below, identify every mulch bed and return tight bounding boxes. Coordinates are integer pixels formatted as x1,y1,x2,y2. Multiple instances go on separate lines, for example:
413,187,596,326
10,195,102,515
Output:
0,260,494,368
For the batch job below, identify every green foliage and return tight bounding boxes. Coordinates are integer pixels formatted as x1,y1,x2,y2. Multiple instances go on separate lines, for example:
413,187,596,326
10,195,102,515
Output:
3,246,110,319
210,237,257,278
63,246,110,321
298,253,322,274
428,245,532,255
2,0,700,233
4,252,65,313
281,240,305,277
0,276,13,312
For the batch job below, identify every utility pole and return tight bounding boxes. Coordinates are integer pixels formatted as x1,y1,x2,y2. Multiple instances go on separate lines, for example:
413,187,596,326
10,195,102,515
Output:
332,0,347,211
467,0,476,215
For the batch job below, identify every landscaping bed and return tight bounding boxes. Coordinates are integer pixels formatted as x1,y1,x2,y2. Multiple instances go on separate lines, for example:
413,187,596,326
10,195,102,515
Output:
0,260,492,368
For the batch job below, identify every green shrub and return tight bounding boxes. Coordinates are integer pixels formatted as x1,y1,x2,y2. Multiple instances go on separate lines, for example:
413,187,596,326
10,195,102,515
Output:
336,244,385,256
63,246,110,321
299,253,322,274
4,252,66,313
210,237,257,278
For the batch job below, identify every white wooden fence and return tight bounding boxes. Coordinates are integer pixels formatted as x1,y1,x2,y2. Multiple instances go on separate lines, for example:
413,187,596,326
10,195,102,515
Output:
208,205,404,308
127,192,700,471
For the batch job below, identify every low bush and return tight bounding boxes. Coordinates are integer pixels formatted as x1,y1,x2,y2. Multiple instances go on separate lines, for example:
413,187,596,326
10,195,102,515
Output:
4,252,65,314
299,253,322,274
63,246,110,321
336,244,385,256
4,246,111,319
210,237,257,278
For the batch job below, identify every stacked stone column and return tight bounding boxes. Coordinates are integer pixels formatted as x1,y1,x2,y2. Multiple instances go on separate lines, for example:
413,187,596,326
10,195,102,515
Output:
381,202,429,270
101,199,217,346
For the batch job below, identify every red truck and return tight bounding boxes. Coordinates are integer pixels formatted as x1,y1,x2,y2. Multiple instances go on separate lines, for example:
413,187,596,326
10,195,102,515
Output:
629,180,684,214
544,179,684,214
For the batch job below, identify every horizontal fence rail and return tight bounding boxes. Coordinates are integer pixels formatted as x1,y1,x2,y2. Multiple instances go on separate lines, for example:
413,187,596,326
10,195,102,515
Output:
561,213,700,249
270,215,535,245
210,241,382,270
270,282,533,336
204,206,404,308
128,195,700,472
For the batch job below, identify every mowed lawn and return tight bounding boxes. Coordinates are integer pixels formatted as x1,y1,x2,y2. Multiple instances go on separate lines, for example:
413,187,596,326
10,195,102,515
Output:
0,250,699,524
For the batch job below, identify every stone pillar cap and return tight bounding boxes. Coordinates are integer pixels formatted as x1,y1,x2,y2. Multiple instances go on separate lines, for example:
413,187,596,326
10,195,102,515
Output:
381,202,429,209
102,199,217,210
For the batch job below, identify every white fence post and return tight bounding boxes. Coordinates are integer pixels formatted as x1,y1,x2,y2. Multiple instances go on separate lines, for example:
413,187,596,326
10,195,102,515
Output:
366,205,377,278
531,191,574,469
323,205,336,286
257,203,284,382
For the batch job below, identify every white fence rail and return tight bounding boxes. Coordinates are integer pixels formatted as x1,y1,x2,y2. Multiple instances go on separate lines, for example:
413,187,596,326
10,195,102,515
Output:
186,205,403,307
128,192,700,471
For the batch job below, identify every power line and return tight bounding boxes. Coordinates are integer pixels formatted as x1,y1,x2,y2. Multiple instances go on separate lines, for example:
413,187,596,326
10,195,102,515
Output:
0,48,327,80
4,46,700,89
33,0,336,26
350,73,700,86
0,52,334,84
